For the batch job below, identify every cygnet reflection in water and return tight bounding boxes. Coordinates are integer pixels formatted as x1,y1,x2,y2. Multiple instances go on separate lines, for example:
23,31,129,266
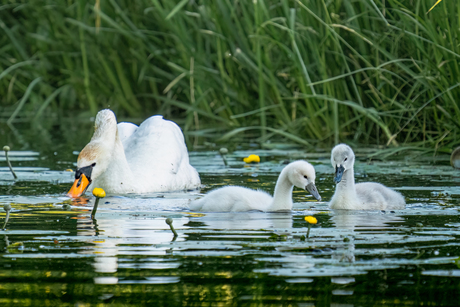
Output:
330,210,404,230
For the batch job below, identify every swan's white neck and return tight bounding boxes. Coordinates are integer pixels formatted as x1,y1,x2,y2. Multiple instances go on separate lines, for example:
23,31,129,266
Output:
92,132,136,192
335,167,358,202
268,169,294,211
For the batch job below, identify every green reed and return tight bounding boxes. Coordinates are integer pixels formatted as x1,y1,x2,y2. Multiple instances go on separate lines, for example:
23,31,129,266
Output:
0,0,459,152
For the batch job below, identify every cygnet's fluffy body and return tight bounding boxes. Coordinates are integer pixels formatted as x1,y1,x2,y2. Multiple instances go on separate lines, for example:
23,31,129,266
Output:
67,109,200,197
329,144,405,210
189,160,321,212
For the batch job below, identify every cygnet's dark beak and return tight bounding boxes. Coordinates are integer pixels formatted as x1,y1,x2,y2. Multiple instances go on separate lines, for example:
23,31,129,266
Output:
306,182,321,201
334,165,345,183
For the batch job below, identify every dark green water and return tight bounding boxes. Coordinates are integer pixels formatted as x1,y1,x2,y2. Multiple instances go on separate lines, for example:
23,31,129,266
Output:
1,122,460,306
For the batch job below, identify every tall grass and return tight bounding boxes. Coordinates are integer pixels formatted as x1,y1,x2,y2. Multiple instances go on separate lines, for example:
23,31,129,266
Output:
0,0,459,151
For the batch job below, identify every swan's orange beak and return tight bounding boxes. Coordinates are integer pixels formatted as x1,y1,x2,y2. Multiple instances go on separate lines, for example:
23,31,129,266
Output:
67,174,91,198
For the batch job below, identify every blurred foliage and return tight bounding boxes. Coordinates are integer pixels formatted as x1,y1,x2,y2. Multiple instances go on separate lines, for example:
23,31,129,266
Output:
0,0,459,150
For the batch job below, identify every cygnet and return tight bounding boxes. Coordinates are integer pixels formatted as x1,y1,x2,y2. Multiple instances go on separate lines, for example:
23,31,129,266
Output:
329,144,405,210
189,160,321,212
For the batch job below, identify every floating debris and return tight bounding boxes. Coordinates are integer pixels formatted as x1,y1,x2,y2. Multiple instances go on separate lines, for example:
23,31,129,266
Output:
7,241,24,253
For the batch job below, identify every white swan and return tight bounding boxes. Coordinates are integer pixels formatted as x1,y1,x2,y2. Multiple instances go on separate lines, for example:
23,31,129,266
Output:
329,144,405,210
451,146,460,169
189,160,321,212
67,109,200,197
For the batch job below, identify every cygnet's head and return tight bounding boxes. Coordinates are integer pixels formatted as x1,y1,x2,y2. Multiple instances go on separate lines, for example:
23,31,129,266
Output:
331,144,355,184
285,160,321,201
67,109,118,198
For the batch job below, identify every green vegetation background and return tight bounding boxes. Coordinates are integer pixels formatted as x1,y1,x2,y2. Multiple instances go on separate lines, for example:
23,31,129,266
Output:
1,0,459,151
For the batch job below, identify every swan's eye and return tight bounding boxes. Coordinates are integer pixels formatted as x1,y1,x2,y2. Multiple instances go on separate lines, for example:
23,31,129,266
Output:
91,162,96,167
303,175,308,179
344,158,348,162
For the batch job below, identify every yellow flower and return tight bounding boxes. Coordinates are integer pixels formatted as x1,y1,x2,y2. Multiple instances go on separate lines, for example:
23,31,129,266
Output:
92,188,106,198
305,216,317,224
243,154,260,163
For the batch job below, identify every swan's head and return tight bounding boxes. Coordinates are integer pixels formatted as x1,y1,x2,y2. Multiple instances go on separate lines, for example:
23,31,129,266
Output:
331,144,355,183
67,110,117,198
286,160,321,201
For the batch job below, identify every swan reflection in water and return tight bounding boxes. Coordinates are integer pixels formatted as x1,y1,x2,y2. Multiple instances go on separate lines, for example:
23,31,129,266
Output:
71,191,405,283
71,195,293,283
330,210,404,230
329,210,405,263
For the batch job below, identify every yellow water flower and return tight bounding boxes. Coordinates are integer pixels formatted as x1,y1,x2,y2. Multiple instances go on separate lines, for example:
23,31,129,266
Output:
305,216,317,239
243,154,260,163
91,188,106,219
92,188,106,198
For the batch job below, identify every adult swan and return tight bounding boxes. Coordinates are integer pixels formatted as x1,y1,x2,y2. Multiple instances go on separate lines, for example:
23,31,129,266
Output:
67,109,200,197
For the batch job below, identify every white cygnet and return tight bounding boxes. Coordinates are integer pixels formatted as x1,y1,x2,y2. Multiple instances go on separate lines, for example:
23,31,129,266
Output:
329,144,405,210
189,160,321,212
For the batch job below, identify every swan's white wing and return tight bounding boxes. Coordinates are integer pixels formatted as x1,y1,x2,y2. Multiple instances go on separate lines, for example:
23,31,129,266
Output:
117,122,138,148
122,115,200,191
355,182,405,210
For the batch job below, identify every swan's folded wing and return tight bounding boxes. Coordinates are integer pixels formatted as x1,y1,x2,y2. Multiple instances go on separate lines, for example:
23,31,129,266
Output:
122,115,199,190
117,122,138,148
189,186,272,212
355,182,405,210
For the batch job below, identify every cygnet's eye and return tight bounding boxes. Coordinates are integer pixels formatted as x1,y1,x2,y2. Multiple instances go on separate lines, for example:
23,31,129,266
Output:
344,157,348,162
303,175,308,179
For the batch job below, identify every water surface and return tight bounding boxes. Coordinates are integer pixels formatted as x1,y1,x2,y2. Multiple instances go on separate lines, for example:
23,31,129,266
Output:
0,123,460,306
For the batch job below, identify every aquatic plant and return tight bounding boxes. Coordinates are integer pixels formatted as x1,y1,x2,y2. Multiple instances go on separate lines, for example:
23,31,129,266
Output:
165,217,178,238
305,215,317,238
0,0,459,151
2,204,12,230
219,148,228,166
6,241,24,253
91,187,106,219
243,155,261,164
3,146,17,180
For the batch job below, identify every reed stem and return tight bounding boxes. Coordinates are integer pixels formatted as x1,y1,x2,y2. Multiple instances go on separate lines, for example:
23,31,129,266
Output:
2,204,12,230
3,146,17,180
91,197,100,219
165,218,178,237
